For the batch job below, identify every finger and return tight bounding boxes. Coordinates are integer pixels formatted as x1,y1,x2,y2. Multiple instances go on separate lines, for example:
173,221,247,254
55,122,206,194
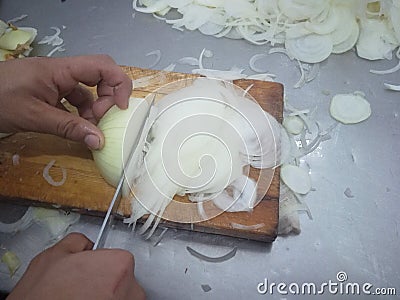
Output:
92,97,116,120
55,233,94,254
64,85,97,125
30,101,105,150
54,55,132,109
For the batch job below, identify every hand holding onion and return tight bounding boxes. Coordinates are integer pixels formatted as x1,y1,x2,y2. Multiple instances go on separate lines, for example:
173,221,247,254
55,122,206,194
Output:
0,55,132,149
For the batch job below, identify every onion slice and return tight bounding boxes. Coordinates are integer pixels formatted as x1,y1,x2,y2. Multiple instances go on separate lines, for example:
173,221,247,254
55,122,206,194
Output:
230,222,265,230
249,53,269,73
330,93,372,124
42,159,67,186
145,49,161,68
281,164,312,195
186,246,237,263
384,83,400,91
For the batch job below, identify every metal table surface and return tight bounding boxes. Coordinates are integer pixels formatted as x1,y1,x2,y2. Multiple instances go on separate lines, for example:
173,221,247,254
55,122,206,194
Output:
0,1,399,299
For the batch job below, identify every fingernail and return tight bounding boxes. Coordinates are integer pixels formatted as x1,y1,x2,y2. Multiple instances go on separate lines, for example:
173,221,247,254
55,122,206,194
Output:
84,134,100,150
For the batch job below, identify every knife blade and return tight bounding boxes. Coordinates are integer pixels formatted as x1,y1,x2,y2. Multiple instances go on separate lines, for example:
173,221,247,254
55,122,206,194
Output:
93,94,156,249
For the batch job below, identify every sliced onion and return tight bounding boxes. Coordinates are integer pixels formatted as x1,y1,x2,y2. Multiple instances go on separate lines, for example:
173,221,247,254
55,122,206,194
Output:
192,67,247,80
283,116,304,135
0,27,37,51
153,227,168,247
331,19,359,54
384,83,400,91
330,93,372,124
285,33,333,63
38,26,63,46
46,45,65,57
186,246,237,263
1,251,21,277
42,159,67,187
370,61,400,75
145,49,161,68
278,0,329,21
249,53,269,73
281,164,312,195
163,63,176,72
177,56,199,66
230,222,264,230
356,18,398,60
6,14,28,24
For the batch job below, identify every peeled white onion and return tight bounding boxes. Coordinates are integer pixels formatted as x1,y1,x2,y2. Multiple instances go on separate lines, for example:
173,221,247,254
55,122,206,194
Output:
92,97,149,187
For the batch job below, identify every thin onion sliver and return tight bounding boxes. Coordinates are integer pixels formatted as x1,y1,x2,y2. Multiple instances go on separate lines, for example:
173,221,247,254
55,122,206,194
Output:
145,49,161,68
230,222,265,230
43,159,67,187
384,83,400,91
186,246,237,263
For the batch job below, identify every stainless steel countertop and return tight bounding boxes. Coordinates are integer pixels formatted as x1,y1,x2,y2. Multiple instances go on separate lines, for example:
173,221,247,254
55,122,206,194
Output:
1,1,399,299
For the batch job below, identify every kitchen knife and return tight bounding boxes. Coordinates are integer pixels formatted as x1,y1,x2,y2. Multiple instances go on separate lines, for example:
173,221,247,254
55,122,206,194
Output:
93,94,156,249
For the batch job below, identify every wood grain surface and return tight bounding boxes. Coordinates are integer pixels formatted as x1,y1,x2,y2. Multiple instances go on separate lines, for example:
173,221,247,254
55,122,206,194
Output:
0,66,283,242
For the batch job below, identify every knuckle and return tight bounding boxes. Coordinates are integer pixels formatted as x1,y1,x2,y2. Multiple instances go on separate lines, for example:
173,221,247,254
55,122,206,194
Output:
57,117,81,140
97,54,114,64
113,250,135,270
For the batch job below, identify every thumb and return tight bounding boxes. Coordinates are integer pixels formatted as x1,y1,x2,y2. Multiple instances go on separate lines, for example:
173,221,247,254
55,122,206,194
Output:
34,101,105,150
54,233,94,253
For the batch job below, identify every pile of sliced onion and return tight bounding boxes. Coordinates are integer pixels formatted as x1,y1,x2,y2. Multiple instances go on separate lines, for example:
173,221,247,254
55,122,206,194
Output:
93,78,282,237
133,0,400,65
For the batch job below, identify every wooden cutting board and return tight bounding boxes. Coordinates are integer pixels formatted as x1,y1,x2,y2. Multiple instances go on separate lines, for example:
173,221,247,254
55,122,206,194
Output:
0,66,283,242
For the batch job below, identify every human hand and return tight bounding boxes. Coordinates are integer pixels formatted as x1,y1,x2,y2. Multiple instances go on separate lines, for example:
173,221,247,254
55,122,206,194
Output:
8,233,145,300
0,55,132,149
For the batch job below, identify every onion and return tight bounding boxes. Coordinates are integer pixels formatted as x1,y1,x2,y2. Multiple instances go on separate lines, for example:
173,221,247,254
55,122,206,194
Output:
370,61,400,75
96,78,282,236
186,246,237,263
42,159,67,187
6,14,28,24
0,27,37,51
38,26,64,46
356,18,398,60
32,207,80,239
330,92,372,124
384,83,400,91
281,164,312,195
230,222,265,230
283,116,304,135
133,0,400,68
177,56,199,66
46,45,65,57
249,53,269,73
285,33,333,63
145,49,161,68
1,251,21,277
